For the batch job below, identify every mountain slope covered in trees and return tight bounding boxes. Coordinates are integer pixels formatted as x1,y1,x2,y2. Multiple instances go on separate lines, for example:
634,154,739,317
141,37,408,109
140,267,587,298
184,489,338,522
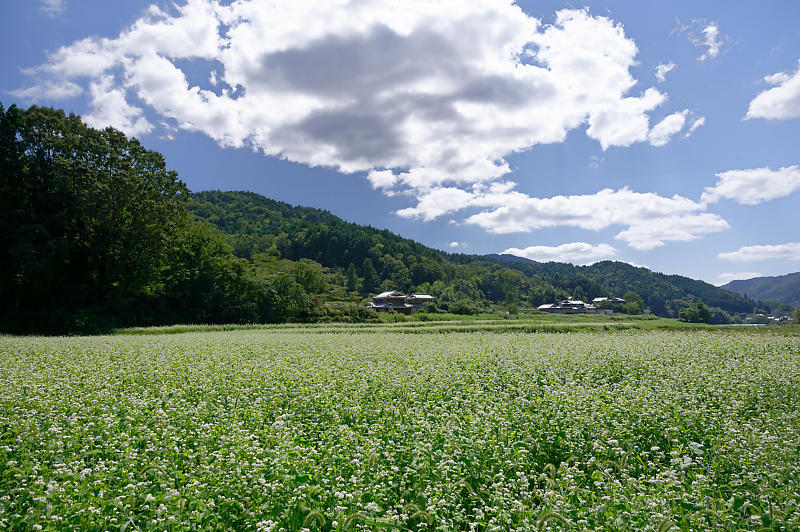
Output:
722,272,800,307
0,103,765,334
190,191,758,318
486,254,756,315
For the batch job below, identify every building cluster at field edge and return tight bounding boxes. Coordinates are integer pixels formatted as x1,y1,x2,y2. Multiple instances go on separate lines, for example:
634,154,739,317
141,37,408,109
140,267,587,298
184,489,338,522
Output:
537,297,627,315
366,291,435,315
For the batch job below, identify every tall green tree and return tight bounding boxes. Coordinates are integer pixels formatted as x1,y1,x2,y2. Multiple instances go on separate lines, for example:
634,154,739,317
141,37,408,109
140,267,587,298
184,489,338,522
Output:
0,104,187,329
623,291,645,314
345,262,360,293
382,254,412,292
572,285,586,302
159,222,258,325
293,259,327,294
647,293,666,316
361,258,379,294
679,302,711,323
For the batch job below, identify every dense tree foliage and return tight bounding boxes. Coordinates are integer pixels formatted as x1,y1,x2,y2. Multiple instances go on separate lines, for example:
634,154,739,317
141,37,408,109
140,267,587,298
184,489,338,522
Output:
486,254,755,316
1,104,189,332
1,103,766,333
679,302,712,323
189,190,445,268
0,106,332,333
361,258,380,294
622,291,645,315
191,190,758,318
345,262,359,293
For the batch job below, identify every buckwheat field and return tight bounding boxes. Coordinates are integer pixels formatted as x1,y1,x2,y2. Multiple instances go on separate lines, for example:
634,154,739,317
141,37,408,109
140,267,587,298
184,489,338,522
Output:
1,329,799,530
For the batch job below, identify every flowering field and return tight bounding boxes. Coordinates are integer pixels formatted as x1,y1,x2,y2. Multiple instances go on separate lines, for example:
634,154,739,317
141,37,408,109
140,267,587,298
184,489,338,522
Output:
1,329,799,530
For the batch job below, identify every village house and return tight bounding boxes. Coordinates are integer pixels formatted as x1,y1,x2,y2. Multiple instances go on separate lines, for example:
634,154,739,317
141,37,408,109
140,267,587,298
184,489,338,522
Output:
366,291,435,315
591,296,626,314
592,297,626,305
537,299,597,314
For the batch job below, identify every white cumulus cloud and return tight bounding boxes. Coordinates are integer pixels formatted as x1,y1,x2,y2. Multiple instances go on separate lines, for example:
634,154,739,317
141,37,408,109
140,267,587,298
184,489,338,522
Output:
719,242,800,262
614,213,729,250
702,165,800,205
685,116,706,137
8,80,82,100
501,242,617,263
14,1,686,190
40,0,66,17
655,62,676,82
648,110,688,146
399,186,729,250
674,19,726,62
697,23,723,61
83,76,153,136
746,60,800,120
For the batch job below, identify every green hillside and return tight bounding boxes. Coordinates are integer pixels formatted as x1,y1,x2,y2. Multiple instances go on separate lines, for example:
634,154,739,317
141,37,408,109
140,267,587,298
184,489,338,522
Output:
0,104,765,334
189,190,446,268
722,272,800,307
190,191,757,317
486,255,755,315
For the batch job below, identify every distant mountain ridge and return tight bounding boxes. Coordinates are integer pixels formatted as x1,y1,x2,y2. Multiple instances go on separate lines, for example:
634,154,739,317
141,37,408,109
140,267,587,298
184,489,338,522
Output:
190,190,758,317
484,254,755,315
722,272,800,307
485,253,539,265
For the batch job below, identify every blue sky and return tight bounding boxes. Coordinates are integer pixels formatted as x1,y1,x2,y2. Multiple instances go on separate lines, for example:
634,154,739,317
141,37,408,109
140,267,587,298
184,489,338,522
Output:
3,0,800,285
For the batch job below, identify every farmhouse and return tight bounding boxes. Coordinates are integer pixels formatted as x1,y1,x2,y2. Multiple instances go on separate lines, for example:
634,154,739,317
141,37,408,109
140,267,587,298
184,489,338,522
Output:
366,291,435,314
537,299,597,314
592,297,626,304
591,297,626,314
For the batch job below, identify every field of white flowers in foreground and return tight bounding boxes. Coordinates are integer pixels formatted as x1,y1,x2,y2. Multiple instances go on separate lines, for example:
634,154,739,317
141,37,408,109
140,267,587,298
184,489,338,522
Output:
1,329,799,531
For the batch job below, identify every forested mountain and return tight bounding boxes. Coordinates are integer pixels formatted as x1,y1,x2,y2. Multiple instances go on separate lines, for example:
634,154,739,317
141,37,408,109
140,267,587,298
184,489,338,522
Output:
191,191,758,318
487,254,755,315
0,103,767,334
722,272,800,307
189,190,446,269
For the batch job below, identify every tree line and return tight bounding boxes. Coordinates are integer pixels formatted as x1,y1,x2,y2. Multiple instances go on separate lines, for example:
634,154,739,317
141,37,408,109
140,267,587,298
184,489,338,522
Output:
0,104,331,333
0,103,776,334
